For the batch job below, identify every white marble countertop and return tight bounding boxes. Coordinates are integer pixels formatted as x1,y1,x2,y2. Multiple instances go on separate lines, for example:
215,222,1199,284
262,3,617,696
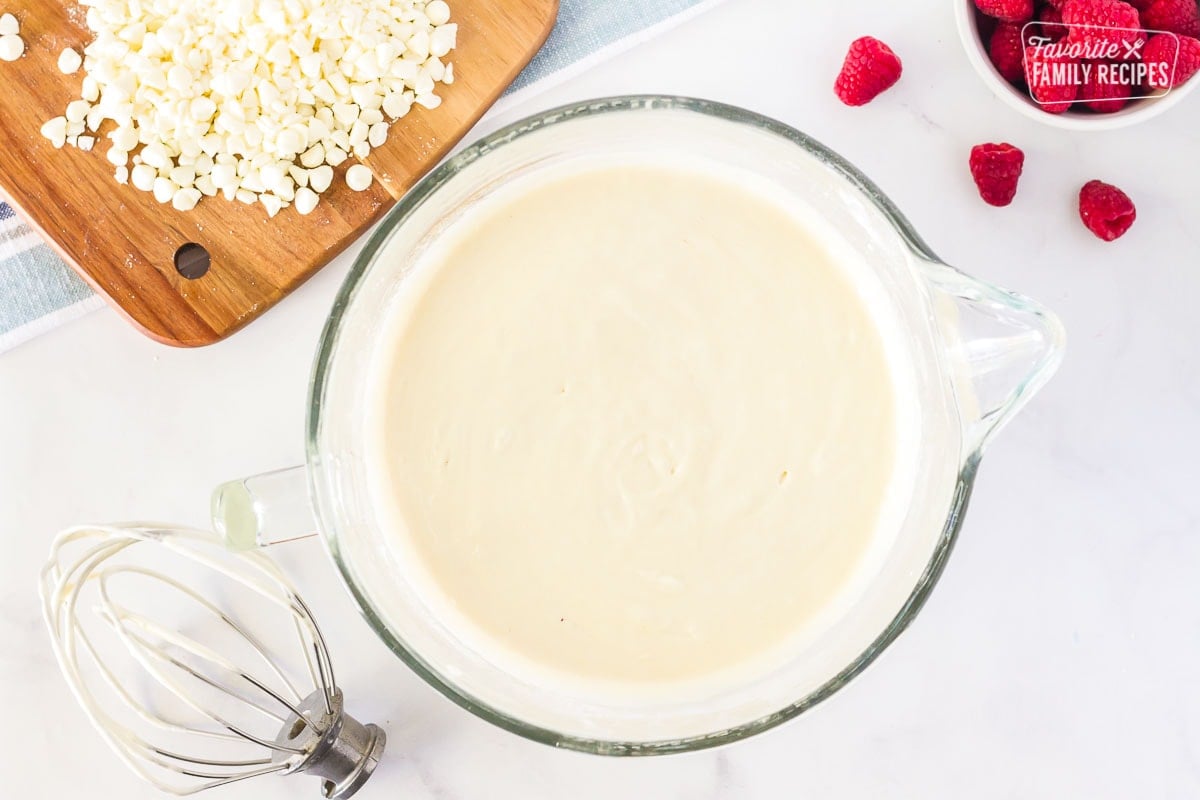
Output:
3,0,1199,796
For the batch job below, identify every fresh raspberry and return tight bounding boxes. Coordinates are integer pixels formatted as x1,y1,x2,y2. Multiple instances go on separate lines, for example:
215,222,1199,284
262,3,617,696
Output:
975,0,1035,22
834,37,903,106
1062,0,1145,53
1078,180,1136,241
1024,46,1080,110
990,23,1029,81
1143,32,1200,87
1141,0,1200,37
1038,4,1068,39
1079,61,1134,109
969,143,1025,206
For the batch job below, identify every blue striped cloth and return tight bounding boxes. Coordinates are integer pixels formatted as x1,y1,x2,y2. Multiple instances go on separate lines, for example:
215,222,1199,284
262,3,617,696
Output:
0,0,721,351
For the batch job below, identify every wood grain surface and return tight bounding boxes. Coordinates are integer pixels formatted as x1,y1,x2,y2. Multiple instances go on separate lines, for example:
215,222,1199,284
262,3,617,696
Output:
0,0,558,346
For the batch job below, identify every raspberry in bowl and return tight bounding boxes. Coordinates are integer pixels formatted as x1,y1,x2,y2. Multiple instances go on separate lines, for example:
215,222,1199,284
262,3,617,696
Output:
954,0,1200,129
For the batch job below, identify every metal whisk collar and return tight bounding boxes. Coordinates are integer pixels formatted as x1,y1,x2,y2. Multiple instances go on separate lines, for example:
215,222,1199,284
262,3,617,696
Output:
39,524,385,798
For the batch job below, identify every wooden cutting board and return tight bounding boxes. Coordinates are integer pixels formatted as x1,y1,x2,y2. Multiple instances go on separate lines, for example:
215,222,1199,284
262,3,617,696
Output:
0,0,557,346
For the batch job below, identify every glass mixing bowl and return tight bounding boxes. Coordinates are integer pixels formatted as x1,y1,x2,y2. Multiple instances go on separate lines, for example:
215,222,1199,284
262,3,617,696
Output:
213,96,1065,754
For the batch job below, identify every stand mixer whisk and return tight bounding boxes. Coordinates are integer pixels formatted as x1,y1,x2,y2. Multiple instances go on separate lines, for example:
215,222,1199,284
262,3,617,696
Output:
39,524,386,798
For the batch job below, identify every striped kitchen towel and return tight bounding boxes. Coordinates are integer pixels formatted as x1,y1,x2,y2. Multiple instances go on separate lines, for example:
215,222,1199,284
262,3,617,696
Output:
0,0,724,353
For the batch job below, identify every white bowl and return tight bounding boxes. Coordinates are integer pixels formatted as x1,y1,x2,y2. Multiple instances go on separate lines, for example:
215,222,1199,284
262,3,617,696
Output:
953,0,1199,130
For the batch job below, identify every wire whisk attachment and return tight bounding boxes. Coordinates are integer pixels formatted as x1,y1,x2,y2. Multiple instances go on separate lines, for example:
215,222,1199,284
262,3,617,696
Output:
39,524,385,798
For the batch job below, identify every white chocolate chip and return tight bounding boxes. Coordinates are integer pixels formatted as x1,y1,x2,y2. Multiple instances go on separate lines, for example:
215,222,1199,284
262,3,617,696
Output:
325,147,348,167
368,122,388,148
299,144,324,169
345,164,372,192
172,187,202,211
382,91,412,119
308,165,334,193
58,48,82,74
40,117,68,148
152,177,176,204
130,164,156,191
415,93,442,110
168,165,196,188
260,193,283,218
210,163,237,189
65,100,90,123
0,33,24,62
288,165,309,187
430,25,457,58
294,186,319,215
0,13,18,36
426,1,451,26
81,76,100,103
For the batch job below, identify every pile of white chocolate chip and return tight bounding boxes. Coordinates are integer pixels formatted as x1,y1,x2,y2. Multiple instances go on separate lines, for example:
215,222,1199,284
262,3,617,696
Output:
34,0,456,215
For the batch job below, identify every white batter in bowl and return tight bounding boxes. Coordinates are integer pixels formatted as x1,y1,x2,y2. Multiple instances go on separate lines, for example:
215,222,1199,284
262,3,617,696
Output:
216,96,1065,753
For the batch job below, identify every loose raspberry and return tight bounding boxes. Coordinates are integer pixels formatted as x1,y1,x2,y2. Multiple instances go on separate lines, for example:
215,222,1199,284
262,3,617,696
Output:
1143,32,1200,86
990,23,1029,81
834,36,903,106
1078,180,1136,241
975,0,1035,22
1062,0,1145,53
969,143,1025,206
1024,46,1080,111
1038,4,1068,39
1079,61,1134,109
1141,0,1200,37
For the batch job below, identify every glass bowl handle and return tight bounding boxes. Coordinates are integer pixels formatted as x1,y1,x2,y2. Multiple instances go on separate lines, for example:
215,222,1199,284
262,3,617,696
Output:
211,465,316,551
928,263,1066,451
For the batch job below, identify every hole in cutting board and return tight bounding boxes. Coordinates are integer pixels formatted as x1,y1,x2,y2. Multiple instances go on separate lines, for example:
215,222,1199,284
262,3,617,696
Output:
174,243,210,279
